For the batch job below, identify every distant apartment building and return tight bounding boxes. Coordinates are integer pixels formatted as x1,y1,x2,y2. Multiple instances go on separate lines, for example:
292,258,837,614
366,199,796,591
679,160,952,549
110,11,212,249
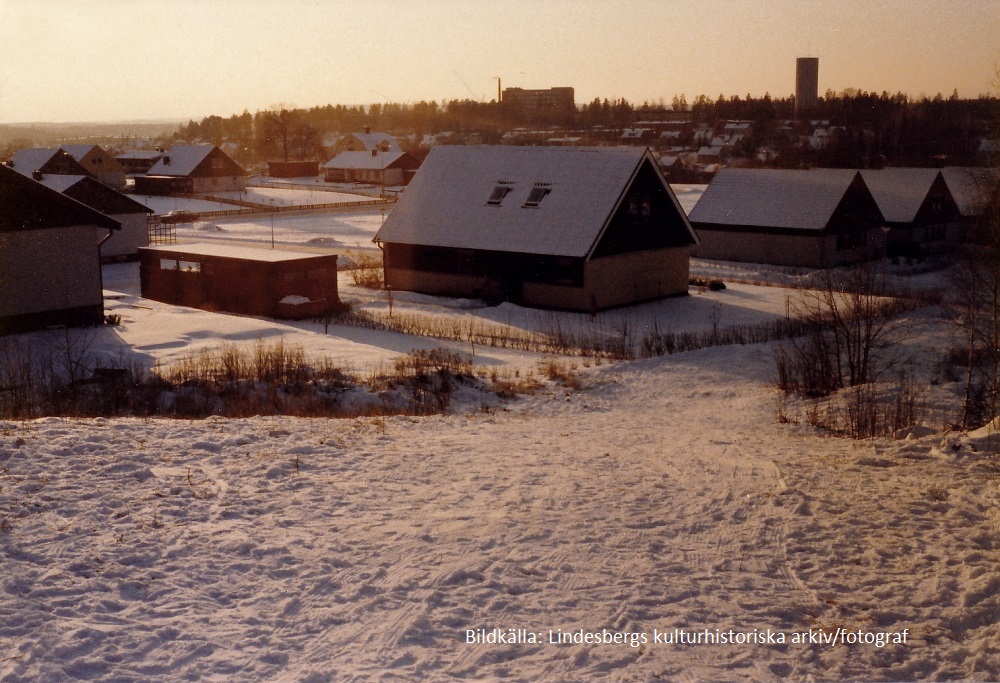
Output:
501,87,576,120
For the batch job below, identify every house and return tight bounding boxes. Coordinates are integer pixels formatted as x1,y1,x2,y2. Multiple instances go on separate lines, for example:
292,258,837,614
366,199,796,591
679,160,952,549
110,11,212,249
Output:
138,243,340,320
38,175,154,261
7,147,92,178
134,144,247,195
697,146,723,164
373,146,698,312
331,129,401,155
941,166,999,241
116,149,164,176
0,164,120,335
688,168,885,268
859,168,961,257
59,145,126,189
321,149,419,186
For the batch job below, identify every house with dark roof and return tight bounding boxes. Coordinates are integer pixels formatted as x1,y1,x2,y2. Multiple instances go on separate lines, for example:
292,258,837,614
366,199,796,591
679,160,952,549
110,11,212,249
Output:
7,148,92,179
0,164,120,335
59,145,126,189
321,150,419,186
134,144,247,195
688,168,884,268
374,146,698,311
859,168,961,257
38,175,153,261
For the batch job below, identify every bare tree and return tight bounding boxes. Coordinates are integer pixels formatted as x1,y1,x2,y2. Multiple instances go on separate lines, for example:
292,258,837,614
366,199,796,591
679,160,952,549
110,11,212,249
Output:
944,65,1000,428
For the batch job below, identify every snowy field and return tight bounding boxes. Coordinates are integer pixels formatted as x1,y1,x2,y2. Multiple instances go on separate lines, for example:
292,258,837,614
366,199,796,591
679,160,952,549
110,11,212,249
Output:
2,205,999,681
172,210,386,251
132,186,382,215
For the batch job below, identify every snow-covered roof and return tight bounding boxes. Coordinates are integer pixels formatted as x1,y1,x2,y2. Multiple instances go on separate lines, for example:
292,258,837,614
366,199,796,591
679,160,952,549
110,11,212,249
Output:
859,168,943,223
339,132,401,153
146,144,216,176
322,150,406,170
375,145,695,258
7,147,60,174
140,242,332,263
689,168,867,230
941,166,998,217
39,175,153,215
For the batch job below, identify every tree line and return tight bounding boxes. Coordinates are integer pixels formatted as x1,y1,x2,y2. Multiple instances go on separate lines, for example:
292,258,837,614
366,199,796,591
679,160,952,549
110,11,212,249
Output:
174,90,999,168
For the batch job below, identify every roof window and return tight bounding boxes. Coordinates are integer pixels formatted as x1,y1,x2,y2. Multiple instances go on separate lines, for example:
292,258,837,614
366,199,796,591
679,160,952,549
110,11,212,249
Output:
523,183,551,208
486,184,514,206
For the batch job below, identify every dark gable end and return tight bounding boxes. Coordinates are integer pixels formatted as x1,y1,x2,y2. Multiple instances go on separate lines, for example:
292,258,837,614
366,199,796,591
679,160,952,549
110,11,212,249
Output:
190,147,247,178
827,172,885,235
589,157,698,258
913,172,961,225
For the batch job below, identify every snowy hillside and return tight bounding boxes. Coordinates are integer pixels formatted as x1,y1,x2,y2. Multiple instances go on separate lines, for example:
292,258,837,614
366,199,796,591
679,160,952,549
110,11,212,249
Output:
1,338,998,681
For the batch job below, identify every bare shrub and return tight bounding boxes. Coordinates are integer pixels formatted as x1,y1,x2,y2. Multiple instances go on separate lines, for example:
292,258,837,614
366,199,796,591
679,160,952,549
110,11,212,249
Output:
349,253,385,289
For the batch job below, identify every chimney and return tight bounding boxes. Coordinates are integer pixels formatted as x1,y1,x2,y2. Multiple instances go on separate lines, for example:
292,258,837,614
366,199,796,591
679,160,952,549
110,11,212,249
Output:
163,156,171,166
32,170,43,181
364,126,371,134
371,149,378,157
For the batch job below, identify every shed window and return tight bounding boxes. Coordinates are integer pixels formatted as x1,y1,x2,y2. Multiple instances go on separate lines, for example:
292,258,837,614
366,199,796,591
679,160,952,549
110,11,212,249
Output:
487,185,513,205
178,260,201,273
523,185,551,208
160,259,178,270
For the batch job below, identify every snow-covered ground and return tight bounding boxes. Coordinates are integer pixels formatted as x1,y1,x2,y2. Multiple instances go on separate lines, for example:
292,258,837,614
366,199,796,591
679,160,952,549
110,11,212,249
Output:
2,332,998,681
1,211,998,681
132,186,382,214
172,210,386,251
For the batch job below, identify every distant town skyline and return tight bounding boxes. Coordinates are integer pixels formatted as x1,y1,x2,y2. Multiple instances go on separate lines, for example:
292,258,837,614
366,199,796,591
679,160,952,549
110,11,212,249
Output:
0,0,997,125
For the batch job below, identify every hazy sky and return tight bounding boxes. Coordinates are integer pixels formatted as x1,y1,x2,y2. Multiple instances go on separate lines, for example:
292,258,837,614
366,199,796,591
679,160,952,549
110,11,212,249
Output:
0,0,997,124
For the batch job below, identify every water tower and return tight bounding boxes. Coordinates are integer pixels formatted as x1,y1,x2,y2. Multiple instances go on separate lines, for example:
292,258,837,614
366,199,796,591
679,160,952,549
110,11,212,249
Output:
795,57,819,117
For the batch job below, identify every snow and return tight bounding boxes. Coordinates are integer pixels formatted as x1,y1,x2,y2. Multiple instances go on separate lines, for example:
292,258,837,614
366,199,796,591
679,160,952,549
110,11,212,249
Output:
1,218,998,681
2,341,998,681
172,210,386,251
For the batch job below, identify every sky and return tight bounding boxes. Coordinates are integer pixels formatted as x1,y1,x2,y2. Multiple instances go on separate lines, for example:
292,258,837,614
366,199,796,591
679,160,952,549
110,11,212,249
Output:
0,0,997,124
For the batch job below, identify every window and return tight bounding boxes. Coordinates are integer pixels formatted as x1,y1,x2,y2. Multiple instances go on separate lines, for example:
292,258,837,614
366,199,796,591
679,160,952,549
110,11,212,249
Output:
160,259,178,270
523,184,551,208
487,185,513,205
178,260,201,273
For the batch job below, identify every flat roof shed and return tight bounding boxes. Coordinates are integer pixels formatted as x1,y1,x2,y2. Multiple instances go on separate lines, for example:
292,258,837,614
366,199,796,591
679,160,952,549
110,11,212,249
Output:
138,243,340,319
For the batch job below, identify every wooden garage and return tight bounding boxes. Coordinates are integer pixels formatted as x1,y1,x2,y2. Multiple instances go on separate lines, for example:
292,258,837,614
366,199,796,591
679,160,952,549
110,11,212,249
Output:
138,243,340,319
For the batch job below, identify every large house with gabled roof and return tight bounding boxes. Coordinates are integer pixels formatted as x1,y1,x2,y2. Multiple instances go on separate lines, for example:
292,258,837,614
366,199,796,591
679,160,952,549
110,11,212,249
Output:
858,168,961,257
688,168,885,268
0,164,120,335
133,144,247,195
7,147,92,179
374,145,698,311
